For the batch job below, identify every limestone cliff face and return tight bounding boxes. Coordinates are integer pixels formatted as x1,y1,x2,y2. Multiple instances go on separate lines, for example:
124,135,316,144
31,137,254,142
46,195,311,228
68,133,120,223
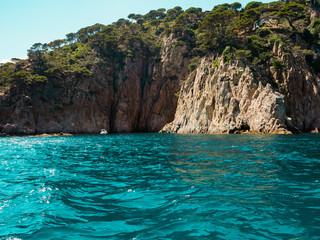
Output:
0,39,189,134
162,43,320,134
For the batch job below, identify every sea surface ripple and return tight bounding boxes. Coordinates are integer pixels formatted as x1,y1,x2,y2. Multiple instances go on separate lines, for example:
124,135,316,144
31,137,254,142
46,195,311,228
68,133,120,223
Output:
0,133,320,239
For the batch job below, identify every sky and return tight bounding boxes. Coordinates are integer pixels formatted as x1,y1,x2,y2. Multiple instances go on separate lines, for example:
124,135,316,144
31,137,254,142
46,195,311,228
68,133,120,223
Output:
0,0,272,63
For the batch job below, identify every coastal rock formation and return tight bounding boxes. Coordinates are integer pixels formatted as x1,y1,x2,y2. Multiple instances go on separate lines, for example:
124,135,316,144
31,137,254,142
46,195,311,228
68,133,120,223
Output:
161,56,290,134
273,42,320,132
1,39,320,135
162,43,320,134
1,6,320,136
1,38,320,135
0,41,189,134
2,1,320,135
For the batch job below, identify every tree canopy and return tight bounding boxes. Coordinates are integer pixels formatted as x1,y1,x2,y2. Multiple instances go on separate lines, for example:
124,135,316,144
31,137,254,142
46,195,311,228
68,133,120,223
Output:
1,1,319,89
278,3,306,29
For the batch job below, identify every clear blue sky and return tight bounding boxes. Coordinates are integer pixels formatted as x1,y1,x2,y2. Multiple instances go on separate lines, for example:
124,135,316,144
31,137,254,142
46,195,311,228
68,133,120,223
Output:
0,0,272,63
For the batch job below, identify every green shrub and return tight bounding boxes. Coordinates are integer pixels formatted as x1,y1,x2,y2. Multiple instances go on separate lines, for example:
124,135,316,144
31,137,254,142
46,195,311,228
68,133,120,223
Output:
0,62,15,86
248,35,267,56
222,46,236,64
244,1,264,11
155,27,165,35
188,56,201,73
9,70,31,83
235,50,252,60
45,65,92,78
269,35,285,47
259,51,272,64
31,74,48,83
188,62,199,72
173,40,185,48
310,17,320,40
213,58,219,67
272,58,286,70
9,70,47,84
293,46,315,55
257,28,271,37
172,24,184,36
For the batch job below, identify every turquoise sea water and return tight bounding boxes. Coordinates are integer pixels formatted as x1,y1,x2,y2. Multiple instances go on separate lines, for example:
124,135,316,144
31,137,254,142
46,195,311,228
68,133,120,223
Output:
0,133,320,240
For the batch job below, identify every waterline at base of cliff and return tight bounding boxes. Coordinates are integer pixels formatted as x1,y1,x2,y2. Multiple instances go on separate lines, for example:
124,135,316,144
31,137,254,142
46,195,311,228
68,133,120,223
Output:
1,3,320,135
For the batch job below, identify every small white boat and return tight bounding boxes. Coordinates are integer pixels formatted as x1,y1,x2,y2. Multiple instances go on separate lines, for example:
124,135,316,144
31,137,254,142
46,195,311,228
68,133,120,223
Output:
100,129,108,135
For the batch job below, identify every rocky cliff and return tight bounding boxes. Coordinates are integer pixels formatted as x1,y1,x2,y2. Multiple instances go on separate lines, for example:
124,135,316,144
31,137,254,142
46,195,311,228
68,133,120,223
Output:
1,38,320,135
162,42,320,134
1,3,320,135
0,39,189,134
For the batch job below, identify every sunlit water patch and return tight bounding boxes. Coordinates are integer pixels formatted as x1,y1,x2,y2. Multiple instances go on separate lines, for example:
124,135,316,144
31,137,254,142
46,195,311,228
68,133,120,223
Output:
0,134,320,239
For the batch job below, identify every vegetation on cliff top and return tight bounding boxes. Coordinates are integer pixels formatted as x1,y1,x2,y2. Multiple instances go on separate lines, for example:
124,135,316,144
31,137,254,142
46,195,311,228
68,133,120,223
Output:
0,0,320,91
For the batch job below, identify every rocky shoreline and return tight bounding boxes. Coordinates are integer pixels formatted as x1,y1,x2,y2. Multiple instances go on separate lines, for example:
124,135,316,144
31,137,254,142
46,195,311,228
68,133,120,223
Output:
1,40,320,135
1,4,320,135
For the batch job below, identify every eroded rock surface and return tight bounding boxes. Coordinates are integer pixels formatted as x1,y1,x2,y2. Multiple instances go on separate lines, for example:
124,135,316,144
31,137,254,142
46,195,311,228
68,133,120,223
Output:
1,40,320,135
0,41,189,134
162,44,320,134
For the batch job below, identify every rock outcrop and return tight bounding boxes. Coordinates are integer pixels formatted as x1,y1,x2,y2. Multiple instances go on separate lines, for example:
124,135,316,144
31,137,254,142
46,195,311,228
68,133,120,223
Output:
1,39,320,135
162,42,320,134
162,57,289,134
0,39,189,134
